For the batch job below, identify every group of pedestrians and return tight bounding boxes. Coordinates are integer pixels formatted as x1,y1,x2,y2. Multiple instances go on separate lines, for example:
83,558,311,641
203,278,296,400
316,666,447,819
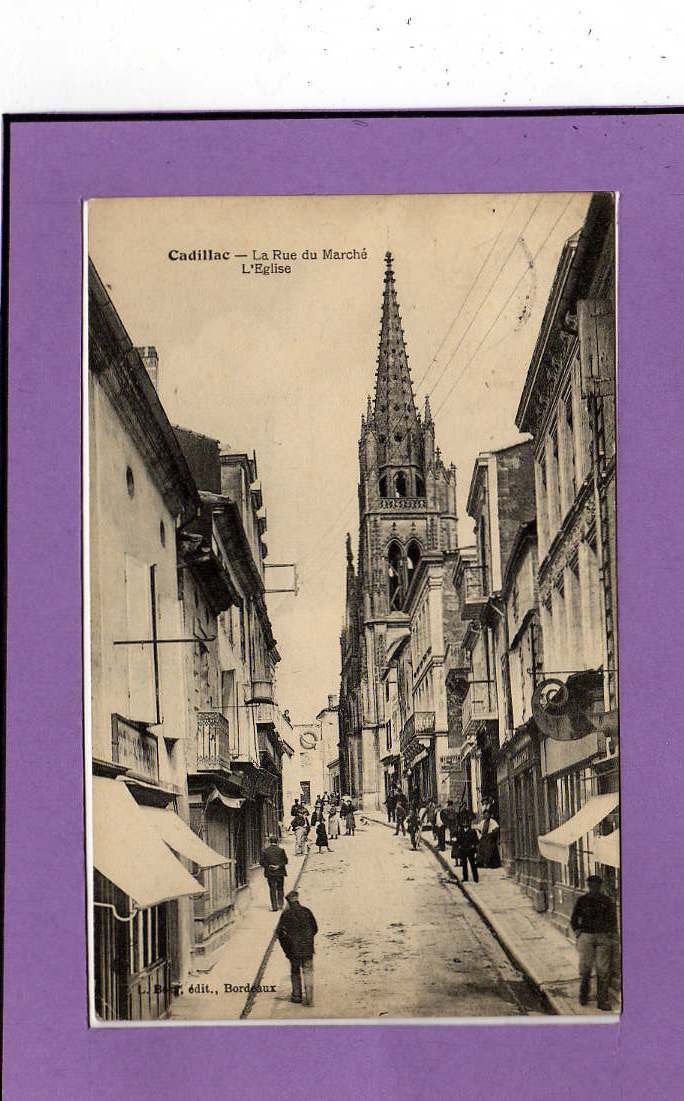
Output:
386,787,502,884
288,792,359,856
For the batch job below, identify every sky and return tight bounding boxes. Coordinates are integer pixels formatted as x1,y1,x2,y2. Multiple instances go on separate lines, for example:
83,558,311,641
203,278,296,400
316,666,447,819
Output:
89,191,591,724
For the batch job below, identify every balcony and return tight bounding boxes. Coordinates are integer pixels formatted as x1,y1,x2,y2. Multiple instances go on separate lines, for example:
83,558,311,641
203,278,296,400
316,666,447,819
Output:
379,497,427,511
462,563,489,618
111,715,159,784
400,711,435,755
196,711,231,774
462,681,497,735
245,678,274,704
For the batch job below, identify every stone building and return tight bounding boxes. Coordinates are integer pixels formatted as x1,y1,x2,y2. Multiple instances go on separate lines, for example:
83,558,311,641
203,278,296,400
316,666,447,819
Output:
515,193,619,933
339,253,459,809
461,442,537,824
173,428,285,938
88,264,228,1021
292,695,339,804
494,519,547,905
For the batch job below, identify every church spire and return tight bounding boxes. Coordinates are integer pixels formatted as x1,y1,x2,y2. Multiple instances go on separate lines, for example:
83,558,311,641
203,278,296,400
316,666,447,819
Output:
373,253,420,464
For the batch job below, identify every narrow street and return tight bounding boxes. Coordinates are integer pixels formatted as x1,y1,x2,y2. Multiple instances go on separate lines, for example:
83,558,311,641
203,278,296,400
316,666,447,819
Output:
247,818,549,1020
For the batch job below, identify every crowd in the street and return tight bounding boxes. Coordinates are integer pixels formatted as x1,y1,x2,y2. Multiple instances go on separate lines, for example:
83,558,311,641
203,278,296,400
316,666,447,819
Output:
384,784,502,885
288,792,359,856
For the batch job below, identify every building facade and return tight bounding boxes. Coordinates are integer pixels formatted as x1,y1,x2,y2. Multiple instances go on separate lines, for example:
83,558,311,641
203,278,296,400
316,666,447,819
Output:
89,265,228,1021
175,430,285,930
494,520,547,907
339,253,458,809
515,193,619,933
461,442,537,824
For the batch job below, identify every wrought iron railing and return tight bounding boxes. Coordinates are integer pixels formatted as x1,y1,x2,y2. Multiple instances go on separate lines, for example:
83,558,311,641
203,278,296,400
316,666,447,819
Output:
111,715,159,784
462,681,497,731
400,710,435,754
196,711,231,773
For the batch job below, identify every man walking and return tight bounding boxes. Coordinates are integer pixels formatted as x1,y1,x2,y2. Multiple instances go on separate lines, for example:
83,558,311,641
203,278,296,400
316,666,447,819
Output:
276,890,319,1006
394,799,407,836
290,811,308,855
385,789,397,823
259,834,288,911
452,818,479,883
407,806,422,850
571,874,617,1010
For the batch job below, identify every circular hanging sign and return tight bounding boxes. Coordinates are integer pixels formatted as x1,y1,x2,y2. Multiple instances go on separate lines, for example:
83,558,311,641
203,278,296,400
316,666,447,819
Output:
300,731,317,750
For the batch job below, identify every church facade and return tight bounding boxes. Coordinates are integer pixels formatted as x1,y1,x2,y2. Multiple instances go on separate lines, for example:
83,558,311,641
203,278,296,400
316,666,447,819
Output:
339,254,466,810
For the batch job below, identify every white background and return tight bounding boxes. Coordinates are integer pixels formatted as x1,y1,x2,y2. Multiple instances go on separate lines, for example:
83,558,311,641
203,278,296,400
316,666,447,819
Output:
1,0,683,113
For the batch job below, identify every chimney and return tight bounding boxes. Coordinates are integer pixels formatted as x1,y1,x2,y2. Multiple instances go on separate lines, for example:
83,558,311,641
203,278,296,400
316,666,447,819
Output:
138,346,159,392
328,694,339,710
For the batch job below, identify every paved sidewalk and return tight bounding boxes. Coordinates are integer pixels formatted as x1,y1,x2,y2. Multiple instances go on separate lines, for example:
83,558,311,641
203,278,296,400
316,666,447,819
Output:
366,814,620,1018
171,831,309,1021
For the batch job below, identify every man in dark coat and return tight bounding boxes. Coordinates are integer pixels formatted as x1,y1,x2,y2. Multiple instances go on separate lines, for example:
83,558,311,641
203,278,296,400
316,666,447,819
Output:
571,874,617,1009
276,889,319,1005
452,821,479,883
259,834,288,911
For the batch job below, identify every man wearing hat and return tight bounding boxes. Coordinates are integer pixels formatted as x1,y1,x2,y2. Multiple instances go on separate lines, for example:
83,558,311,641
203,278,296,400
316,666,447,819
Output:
259,834,288,911
275,890,319,1006
570,874,617,1010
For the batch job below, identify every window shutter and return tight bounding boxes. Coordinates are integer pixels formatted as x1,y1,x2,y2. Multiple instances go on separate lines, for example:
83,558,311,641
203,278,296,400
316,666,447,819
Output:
577,298,615,398
124,554,156,722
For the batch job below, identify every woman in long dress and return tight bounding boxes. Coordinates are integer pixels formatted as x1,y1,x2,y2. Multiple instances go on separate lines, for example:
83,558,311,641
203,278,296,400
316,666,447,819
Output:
315,818,331,853
327,802,340,840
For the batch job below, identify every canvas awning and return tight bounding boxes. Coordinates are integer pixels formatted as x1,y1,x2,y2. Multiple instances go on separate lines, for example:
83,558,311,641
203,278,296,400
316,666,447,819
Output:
92,777,205,908
141,806,232,868
594,828,620,869
538,792,619,864
207,788,245,811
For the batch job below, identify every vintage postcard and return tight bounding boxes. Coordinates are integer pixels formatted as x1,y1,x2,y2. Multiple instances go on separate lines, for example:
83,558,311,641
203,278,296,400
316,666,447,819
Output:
85,192,619,1025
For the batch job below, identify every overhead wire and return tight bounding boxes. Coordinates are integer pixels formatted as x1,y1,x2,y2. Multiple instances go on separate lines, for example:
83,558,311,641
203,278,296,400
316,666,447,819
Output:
432,194,576,419
420,195,544,407
295,197,530,575
292,195,576,592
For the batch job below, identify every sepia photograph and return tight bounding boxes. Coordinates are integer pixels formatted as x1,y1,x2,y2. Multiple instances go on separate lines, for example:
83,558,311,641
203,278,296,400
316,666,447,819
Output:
85,191,619,1025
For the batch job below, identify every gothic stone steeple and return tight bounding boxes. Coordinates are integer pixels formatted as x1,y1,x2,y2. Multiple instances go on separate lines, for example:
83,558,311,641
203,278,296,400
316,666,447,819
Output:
356,252,458,621
371,252,423,478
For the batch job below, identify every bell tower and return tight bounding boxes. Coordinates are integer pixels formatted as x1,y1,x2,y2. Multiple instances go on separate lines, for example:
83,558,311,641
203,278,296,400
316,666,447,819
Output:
345,253,458,808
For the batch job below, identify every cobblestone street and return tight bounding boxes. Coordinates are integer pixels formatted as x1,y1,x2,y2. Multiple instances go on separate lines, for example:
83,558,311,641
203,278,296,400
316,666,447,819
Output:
247,819,549,1020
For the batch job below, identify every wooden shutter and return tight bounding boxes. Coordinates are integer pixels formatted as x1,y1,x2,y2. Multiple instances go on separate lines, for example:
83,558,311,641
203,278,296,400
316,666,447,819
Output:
577,298,615,398
124,554,156,722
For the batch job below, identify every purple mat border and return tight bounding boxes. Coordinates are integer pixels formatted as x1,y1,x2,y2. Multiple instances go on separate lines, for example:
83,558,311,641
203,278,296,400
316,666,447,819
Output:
4,112,684,1100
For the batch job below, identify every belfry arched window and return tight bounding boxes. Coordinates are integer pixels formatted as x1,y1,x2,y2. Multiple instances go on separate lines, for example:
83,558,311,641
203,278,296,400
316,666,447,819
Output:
379,474,388,498
415,474,425,497
406,540,421,583
387,542,404,611
394,471,408,498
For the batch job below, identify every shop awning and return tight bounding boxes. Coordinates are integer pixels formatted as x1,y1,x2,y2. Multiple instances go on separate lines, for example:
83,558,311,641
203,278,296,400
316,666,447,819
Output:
594,828,620,869
208,788,245,811
538,792,619,864
92,777,205,908
141,806,232,868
